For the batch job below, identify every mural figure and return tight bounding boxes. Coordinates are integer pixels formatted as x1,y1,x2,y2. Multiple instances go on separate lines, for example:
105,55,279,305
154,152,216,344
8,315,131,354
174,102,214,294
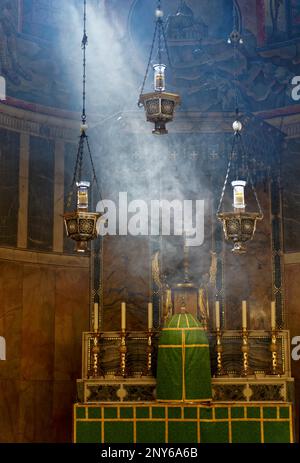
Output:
270,0,284,39
0,1,31,85
166,0,208,41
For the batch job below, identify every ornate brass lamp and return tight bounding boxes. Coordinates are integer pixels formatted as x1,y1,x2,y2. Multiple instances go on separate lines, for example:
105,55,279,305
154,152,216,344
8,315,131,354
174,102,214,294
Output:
138,0,181,134
217,120,263,254
64,0,101,253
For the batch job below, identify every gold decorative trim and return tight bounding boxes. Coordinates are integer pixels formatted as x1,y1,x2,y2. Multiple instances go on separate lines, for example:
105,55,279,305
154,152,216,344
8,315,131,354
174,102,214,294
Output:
185,314,190,328
74,402,293,408
162,327,205,331
182,330,186,401
159,344,209,348
75,417,291,423
197,406,200,443
289,404,294,443
228,407,232,443
260,406,264,444
155,399,213,403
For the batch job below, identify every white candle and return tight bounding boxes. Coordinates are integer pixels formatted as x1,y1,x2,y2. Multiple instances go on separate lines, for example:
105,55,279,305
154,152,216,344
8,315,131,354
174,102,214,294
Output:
215,301,220,329
271,301,276,330
148,303,153,330
93,303,99,332
242,301,247,329
121,302,126,331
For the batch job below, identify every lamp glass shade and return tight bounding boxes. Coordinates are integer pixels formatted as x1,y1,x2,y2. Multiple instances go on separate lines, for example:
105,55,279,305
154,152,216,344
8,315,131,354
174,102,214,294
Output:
153,64,166,92
76,181,90,210
232,180,246,209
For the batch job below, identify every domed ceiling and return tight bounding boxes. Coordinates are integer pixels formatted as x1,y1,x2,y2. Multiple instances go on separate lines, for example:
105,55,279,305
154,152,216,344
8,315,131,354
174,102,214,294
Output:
0,0,299,114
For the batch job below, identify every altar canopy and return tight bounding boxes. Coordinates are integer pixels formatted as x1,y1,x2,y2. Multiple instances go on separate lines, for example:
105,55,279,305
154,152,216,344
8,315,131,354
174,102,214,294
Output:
156,312,212,402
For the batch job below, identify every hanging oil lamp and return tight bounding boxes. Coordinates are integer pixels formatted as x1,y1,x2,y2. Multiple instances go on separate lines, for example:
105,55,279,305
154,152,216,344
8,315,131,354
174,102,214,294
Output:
217,7,263,255
63,0,101,253
217,119,263,254
138,0,181,135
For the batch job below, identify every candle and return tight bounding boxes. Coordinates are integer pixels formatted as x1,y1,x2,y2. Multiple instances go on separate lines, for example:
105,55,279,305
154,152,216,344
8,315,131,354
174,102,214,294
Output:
93,303,99,332
148,302,153,330
215,301,220,329
242,301,247,329
271,301,276,330
121,302,126,331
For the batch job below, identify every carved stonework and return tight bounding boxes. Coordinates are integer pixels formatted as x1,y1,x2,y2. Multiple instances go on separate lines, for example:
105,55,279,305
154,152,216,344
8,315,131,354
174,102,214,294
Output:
77,379,157,403
87,385,119,402
250,384,284,401
0,103,78,140
212,385,245,401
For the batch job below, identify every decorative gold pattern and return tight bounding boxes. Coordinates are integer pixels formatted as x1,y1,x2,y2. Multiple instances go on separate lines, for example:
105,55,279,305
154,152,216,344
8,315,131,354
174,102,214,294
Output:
215,328,226,376
269,330,281,376
138,92,181,135
116,331,130,378
240,328,253,377
64,210,100,249
217,211,262,254
142,330,154,376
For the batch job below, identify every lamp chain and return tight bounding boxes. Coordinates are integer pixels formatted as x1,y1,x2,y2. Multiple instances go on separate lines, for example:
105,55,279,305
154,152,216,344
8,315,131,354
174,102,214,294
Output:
217,135,237,214
138,20,158,104
86,135,103,201
66,0,102,210
138,0,172,103
66,136,84,208
240,134,264,218
82,0,88,124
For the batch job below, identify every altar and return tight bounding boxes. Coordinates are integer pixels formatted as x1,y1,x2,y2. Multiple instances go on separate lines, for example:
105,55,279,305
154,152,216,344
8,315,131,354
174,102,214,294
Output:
73,312,295,443
68,0,296,445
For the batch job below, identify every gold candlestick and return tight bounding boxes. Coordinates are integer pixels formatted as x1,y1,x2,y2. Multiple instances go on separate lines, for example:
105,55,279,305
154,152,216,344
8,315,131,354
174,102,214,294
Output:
240,328,253,377
142,330,154,376
116,330,129,378
215,328,226,376
89,332,104,378
269,329,281,376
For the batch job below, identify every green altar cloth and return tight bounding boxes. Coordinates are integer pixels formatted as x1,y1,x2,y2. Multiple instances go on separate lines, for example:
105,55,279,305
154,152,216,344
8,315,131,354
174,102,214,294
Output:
73,403,294,443
156,312,212,402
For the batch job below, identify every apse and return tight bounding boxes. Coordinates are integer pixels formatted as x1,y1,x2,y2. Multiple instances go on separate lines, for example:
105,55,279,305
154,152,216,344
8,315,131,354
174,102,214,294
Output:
0,0,299,446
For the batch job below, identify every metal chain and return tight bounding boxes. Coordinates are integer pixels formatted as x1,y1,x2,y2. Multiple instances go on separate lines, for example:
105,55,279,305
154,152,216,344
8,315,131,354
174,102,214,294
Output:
138,0,173,102
78,134,84,183
161,19,172,67
66,0,103,210
240,134,264,218
217,159,232,214
233,41,239,114
231,1,239,114
158,10,162,66
81,0,88,123
217,134,237,214
66,134,85,208
138,20,158,104
86,135,103,201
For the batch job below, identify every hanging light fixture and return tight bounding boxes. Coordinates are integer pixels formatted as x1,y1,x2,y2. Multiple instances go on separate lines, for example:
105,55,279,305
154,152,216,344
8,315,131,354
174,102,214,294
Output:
138,0,181,135
217,116,263,254
217,8,263,255
227,2,243,44
63,0,101,253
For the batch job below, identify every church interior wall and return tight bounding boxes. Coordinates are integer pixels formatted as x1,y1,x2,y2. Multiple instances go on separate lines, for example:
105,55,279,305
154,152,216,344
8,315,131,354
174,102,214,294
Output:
0,0,299,443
